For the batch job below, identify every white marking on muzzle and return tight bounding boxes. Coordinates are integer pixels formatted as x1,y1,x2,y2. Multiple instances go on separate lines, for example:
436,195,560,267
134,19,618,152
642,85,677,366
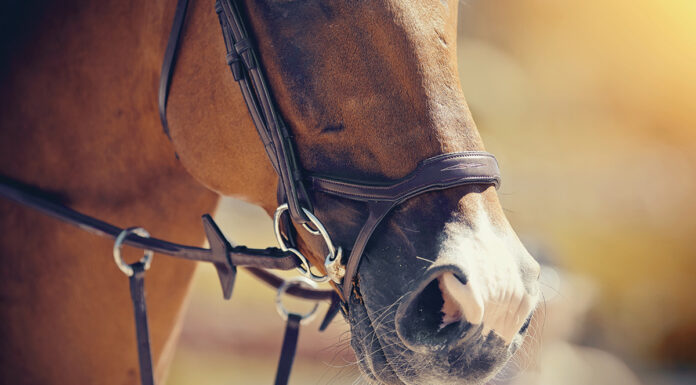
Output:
435,200,540,344
439,272,536,343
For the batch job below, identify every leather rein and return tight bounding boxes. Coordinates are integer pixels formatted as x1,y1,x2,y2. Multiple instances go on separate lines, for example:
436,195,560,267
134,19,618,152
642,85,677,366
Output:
0,0,502,384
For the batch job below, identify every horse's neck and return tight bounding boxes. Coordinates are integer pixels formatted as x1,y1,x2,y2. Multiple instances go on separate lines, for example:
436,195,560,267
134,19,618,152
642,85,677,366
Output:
0,0,270,207
1,0,174,200
0,1,219,383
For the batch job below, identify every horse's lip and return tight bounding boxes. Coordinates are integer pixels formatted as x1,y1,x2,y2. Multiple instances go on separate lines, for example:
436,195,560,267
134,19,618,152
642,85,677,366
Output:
348,296,407,385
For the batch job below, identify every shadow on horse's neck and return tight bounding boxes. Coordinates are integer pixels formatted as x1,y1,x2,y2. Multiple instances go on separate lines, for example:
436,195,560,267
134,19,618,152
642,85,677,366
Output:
0,0,217,207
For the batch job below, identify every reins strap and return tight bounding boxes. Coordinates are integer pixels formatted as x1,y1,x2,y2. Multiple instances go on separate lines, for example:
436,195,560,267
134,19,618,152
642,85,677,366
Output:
0,175,334,302
128,262,156,385
274,313,302,385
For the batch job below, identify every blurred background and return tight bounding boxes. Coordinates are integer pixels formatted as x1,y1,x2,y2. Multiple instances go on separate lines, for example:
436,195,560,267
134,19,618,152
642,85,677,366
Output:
168,0,696,384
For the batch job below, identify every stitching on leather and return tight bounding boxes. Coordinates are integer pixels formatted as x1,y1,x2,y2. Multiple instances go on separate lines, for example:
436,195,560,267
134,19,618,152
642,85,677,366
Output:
315,176,500,201
420,152,493,165
311,153,496,187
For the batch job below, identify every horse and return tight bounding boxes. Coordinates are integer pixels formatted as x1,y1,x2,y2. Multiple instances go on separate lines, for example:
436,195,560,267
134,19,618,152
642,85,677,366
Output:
0,0,541,384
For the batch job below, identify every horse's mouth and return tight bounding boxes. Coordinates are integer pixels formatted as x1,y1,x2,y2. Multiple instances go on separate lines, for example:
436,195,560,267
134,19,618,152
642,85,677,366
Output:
346,288,523,385
349,296,405,385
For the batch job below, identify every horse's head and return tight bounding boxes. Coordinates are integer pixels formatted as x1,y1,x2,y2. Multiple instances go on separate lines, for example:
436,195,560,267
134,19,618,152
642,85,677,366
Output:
166,0,540,383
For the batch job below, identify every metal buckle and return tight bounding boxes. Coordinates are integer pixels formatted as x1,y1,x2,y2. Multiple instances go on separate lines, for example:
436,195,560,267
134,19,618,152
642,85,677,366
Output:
275,277,320,325
113,227,154,277
273,203,345,283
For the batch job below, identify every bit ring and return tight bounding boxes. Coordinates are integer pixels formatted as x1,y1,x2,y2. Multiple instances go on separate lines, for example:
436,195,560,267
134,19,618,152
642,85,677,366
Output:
273,203,343,283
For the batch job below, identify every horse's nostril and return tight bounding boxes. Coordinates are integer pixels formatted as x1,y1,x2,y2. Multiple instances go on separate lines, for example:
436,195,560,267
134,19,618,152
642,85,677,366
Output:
438,272,484,325
395,275,474,352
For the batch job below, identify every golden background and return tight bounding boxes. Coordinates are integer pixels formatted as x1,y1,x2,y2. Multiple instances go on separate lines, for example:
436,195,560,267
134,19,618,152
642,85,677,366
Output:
169,1,696,384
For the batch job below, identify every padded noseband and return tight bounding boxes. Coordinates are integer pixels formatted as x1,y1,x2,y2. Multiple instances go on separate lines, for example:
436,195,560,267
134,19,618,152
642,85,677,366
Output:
309,152,500,300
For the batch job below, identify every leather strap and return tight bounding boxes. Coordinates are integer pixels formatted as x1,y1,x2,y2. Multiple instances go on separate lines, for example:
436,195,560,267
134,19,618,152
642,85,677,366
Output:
319,294,345,332
128,262,155,385
310,152,501,299
158,0,190,138
274,313,302,385
214,0,312,225
0,175,334,301
161,0,314,226
309,152,500,201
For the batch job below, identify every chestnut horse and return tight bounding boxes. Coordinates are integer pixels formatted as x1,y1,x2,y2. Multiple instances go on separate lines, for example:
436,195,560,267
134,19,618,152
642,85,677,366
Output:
0,0,540,384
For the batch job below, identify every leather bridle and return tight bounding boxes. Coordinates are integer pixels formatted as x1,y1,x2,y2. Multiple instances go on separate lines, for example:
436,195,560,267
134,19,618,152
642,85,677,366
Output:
159,0,501,302
0,0,502,384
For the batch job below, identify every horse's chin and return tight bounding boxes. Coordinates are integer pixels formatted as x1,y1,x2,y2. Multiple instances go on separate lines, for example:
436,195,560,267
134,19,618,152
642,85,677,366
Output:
348,298,521,385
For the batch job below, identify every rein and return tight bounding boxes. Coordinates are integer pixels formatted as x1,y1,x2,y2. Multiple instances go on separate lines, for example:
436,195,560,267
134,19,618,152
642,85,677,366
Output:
0,0,502,384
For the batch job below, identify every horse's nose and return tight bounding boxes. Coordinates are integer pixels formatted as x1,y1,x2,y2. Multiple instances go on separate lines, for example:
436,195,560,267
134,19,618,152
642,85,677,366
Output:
395,268,536,352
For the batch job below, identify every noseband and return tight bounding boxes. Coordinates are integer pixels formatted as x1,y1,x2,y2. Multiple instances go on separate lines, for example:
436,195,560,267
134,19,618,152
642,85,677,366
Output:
308,153,500,300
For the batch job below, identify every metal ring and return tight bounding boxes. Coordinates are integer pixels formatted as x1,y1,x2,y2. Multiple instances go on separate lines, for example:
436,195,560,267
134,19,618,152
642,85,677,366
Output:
301,222,321,236
286,247,330,282
273,203,340,282
275,277,320,325
113,227,154,277
300,209,338,258
273,203,293,252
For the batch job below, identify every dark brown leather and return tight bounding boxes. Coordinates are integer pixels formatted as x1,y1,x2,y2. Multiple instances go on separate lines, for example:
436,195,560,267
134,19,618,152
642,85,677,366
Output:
274,313,302,385
0,175,334,302
309,152,501,299
244,267,334,301
129,262,155,385
158,0,190,139
214,0,313,225
309,152,500,201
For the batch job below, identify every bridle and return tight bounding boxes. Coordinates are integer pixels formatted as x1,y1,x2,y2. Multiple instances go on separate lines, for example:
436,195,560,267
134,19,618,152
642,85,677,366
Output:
163,0,502,302
0,0,502,384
